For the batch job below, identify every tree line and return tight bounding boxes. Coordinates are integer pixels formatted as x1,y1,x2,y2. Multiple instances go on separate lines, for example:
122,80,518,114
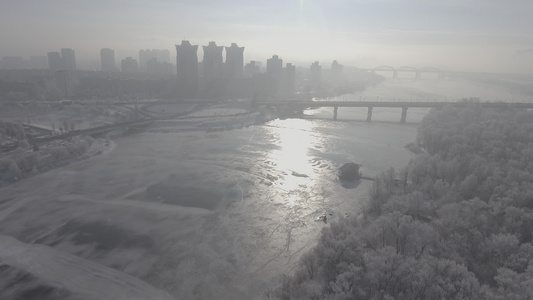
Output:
268,105,533,299
0,121,95,183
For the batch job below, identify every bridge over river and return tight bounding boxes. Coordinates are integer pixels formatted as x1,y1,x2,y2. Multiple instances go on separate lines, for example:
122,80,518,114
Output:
20,99,533,150
27,101,215,147
259,100,533,123
30,119,155,146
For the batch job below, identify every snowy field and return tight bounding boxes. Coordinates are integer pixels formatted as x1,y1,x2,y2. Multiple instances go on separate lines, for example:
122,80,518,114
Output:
188,106,249,117
0,102,132,131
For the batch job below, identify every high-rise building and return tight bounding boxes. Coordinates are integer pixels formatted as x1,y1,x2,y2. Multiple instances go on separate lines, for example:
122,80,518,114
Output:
244,61,260,77
331,60,343,79
47,52,62,71
146,58,173,76
139,49,170,72
266,55,283,79
100,48,116,72
60,48,77,71
176,40,199,97
224,43,244,79
203,41,224,82
283,63,296,95
121,57,139,73
202,41,224,96
267,55,283,94
310,61,322,89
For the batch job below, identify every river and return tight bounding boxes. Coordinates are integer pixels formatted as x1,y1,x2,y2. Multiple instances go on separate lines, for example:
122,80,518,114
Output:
0,77,531,299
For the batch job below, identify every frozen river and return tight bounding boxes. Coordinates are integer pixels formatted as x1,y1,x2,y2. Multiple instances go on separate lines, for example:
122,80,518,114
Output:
0,76,530,299
0,116,418,299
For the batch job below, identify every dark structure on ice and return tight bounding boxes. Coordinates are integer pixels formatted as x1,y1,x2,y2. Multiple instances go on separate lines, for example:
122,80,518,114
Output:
338,163,361,181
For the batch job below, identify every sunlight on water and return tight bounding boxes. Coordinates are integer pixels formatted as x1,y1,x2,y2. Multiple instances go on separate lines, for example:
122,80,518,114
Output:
268,119,317,193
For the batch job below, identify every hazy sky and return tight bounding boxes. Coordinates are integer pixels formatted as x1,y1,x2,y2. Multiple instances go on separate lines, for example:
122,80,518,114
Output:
2,0,532,72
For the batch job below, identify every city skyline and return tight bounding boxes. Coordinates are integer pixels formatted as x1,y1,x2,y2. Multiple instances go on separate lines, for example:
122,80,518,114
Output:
1,42,335,72
2,41,338,75
1,0,533,73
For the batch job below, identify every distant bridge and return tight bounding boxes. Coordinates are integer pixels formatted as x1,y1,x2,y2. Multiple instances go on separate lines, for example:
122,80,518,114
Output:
260,100,533,123
365,66,445,79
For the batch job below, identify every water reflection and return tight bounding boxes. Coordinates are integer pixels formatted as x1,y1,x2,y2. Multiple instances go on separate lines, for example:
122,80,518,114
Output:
267,119,318,193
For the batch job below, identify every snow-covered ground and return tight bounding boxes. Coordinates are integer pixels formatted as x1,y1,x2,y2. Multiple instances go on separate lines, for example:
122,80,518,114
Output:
143,103,197,114
0,235,174,300
188,107,248,117
0,102,133,131
0,136,113,187
144,103,275,133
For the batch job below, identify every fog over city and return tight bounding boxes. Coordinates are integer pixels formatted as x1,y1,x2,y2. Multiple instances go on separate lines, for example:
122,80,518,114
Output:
2,0,533,72
1,1,533,300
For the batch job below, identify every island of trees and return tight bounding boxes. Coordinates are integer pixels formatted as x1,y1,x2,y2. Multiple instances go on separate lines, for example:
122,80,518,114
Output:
269,105,533,299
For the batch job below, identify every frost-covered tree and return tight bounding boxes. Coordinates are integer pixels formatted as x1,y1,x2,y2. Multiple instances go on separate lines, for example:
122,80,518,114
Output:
270,106,533,299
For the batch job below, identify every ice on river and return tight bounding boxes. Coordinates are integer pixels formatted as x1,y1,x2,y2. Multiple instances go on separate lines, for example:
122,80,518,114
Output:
0,117,418,299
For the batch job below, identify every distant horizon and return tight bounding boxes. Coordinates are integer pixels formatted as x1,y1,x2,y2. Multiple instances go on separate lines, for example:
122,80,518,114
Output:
3,42,533,75
1,0,533,73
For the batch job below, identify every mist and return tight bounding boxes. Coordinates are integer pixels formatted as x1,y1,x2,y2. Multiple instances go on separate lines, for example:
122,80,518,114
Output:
2,1,533,300
2,0,532,73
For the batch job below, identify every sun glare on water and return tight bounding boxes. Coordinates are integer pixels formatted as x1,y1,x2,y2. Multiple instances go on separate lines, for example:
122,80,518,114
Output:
268,119,318,192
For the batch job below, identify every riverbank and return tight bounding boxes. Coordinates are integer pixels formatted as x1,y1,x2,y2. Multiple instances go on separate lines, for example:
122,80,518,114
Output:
268,105,533,299
0,136,114,187
0,101,271,187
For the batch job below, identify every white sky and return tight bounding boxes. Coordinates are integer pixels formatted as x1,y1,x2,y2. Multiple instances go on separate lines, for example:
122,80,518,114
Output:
1,0,532,72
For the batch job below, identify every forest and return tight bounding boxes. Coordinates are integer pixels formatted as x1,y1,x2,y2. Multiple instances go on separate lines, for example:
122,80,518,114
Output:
269,105,533,299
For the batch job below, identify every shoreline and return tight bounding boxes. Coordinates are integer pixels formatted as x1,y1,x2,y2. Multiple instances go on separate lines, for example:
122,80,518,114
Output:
0,136,115,188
